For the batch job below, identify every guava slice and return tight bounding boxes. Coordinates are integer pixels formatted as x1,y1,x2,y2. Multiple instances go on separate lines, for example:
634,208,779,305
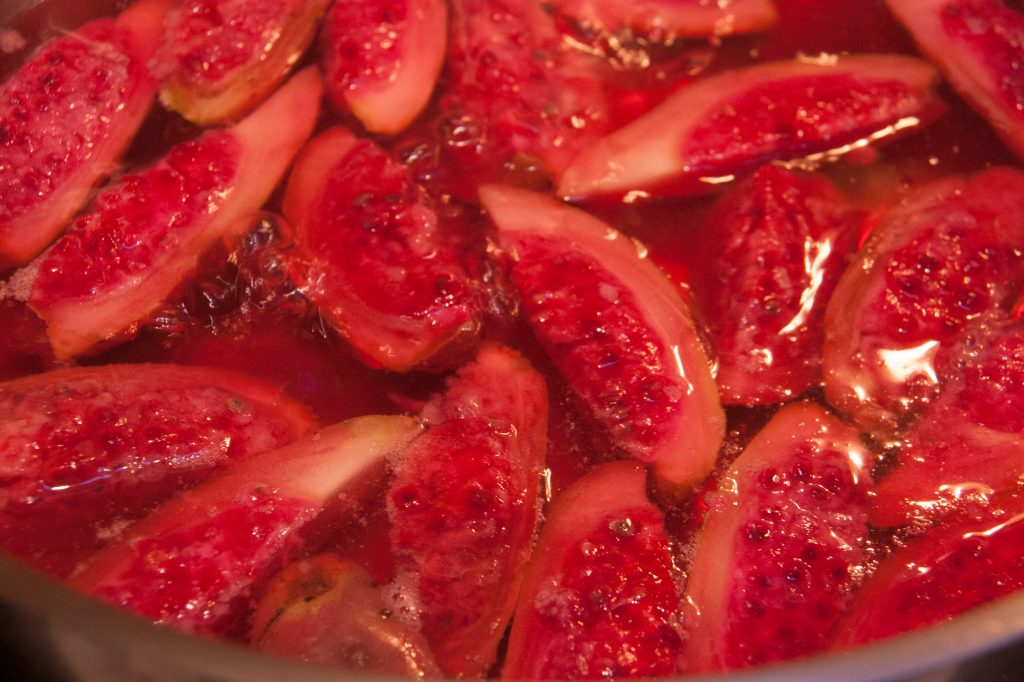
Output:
483,184,724,490
26,67,323,359
557,54,941,199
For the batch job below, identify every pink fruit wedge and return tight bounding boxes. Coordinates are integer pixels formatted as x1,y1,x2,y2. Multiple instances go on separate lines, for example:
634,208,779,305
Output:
433,0,609,195
557,54,941,199
152,0,328,125
70,415,421,639
0,363,314,578
837,492,1024,647
887,0,1024,160
871,314,1024,528
681,402,872,672
693,165,861,406
0,0,171,269
25,67,323,360
482,184,723,490
321,0,447,135
502,461,684,679
823,167,1024,436
387,344,548,677
282,126,482,371
550,0,778,37
251,554,441,676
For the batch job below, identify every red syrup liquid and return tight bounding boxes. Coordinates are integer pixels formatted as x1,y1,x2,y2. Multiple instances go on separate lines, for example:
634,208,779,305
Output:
2,0,1024,671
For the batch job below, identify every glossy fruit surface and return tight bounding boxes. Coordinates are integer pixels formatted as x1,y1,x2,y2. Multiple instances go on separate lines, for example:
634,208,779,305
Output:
823,167,1024,435
71,415,421,638
887,0,1024,160
548,0,778,37
682,402,872,671
694,165,861,405
387,345,547,676
0,0,170,268
0,363,314,577
321,0,446,135
153,0,328,125
484,184,723,489
558,54,941,199
26,67,322,359
503,461,683,680
283,127,482,371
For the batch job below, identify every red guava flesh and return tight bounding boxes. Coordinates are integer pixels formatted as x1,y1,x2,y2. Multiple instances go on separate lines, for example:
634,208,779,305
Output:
558,54,941,199
26,67,322,359
887,0,1024,160
70,415,422,638
548,0,779,38
483,184,723,490
503,461,683,679
0,363,315,578
387,345,548,676
0,0,170,268
823,167,1024,436
282,126,483,372
321,0,446,135
693,165,861,406
871,314,1024,527
251,554,441,675
682,402,872,672
422,0,609,198
152,0,328,125
837,492,1024,647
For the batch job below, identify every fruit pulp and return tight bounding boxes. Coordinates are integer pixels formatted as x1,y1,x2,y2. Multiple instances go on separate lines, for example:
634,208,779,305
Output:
2,0,1024,677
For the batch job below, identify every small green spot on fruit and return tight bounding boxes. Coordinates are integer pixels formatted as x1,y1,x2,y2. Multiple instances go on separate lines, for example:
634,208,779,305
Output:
227,397,247,413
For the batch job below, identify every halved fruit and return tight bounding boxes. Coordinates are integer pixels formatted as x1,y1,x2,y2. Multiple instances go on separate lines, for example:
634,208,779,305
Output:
152,0,329,125
887,0,1024,160
681,402,872,672
387,344,548,676
502,461,684,679
282,127,482,372
836,491,1024,647
557,54,941,199
482,184,724,490
548,0,778,38
429,0,609,196
0,364,315,578
321,0,447,135
693,165,861,406
870,314,1024,527
25,67,323,359
70,415,422,639
0,0,171,268
823,167,1024,436
251,554,441,675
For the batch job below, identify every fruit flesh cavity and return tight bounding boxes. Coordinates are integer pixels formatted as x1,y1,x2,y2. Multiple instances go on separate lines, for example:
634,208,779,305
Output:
251,554,442,675
503,461,683,680
282,127,482,372
71,416,421,638
0,363,315,578
153,0,328,125
557,54,941,199
25,67,322,359
682,402,872,671
483,184,723,490
0,0,170,269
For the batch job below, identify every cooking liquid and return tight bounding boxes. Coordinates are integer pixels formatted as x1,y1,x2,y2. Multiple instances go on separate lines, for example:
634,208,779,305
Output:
1,0,1022,660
